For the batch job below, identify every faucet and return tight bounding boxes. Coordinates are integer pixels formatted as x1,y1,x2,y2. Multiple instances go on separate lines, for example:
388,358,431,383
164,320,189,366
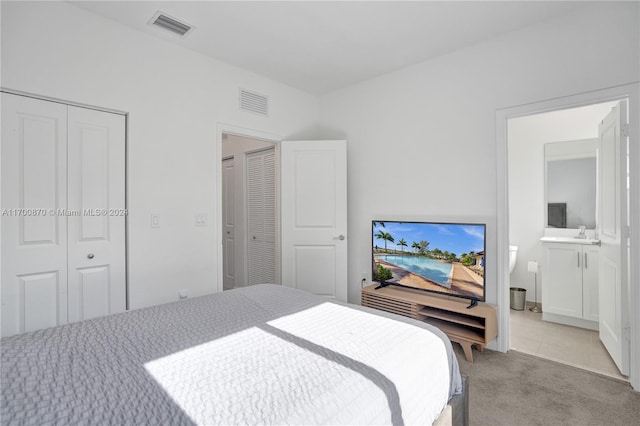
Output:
576,225,587,239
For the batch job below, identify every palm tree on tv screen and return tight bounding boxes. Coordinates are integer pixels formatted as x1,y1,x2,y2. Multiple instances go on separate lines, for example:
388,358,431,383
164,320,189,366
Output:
398,238,407,254
411,241,420,255
375,231,394,252
418,240,430,256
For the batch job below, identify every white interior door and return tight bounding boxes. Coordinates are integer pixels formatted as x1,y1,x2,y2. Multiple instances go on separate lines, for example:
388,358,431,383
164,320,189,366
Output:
280,140,347,301
222,157,236,290
598,100,630,375
66,106,126,322
246,148,276,285
1,94,69,336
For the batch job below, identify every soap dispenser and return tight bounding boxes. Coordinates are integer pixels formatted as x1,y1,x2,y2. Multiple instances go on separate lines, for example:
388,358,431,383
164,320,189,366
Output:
577,225,586,239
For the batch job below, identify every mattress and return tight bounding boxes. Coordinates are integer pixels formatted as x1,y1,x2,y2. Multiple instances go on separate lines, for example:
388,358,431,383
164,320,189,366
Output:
1,284,463,425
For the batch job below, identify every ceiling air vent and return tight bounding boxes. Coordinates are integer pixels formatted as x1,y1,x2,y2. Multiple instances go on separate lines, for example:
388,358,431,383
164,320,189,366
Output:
148,11,194,37
239,89,269,116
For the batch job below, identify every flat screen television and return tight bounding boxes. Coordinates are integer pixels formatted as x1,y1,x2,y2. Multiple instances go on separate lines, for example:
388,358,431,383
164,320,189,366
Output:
372,220,486,307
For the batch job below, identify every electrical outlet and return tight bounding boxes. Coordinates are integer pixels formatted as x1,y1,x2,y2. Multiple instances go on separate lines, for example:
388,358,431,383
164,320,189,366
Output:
178,290,188,299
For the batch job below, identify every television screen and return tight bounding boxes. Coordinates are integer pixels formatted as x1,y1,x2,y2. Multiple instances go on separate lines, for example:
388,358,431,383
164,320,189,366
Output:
372,220,486,302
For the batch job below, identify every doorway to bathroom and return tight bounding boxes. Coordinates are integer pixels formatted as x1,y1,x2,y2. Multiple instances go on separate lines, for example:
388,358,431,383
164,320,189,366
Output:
505,97,632,381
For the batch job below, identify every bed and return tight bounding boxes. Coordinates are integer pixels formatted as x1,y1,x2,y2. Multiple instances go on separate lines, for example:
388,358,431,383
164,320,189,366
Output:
1,284,466,425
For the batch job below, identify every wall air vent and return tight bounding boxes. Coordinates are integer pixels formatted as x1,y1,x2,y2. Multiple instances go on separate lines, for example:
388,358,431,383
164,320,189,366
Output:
239,89,269,116
148,11,194,37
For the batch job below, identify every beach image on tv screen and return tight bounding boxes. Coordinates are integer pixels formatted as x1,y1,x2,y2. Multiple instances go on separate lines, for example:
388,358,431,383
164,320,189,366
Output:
372,221,485,300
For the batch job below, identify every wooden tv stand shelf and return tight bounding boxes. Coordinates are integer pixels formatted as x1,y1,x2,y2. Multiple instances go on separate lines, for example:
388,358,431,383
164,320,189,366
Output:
361,284,497,362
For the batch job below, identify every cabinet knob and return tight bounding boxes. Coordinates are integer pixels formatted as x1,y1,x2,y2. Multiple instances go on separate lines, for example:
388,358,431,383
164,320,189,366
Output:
87,253,95,260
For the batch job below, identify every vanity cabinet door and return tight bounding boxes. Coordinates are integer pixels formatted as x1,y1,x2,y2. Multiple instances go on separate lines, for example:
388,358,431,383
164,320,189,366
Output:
582,246,600,322
542,243,583,318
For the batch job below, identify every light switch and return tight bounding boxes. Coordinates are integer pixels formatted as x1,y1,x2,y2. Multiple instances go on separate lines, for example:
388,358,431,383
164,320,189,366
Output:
151,213,160,228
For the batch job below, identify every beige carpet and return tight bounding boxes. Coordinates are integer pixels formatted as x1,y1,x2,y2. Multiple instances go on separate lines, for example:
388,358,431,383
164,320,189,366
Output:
454,346,640,425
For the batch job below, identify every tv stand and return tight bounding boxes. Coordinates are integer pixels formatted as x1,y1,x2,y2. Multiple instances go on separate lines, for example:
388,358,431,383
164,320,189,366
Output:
361,284,497,362
466,299,478,309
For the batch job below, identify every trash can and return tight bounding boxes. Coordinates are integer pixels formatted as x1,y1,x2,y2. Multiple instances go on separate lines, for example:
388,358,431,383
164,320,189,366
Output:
510,287,526,311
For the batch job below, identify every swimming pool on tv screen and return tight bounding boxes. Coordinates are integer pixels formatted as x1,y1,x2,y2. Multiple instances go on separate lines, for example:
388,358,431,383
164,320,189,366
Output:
377,255,452,286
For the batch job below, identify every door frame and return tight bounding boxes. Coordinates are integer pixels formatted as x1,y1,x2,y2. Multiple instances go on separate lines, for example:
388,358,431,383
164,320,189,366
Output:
496,82,640,390
0,87,131,309
215,123,282,293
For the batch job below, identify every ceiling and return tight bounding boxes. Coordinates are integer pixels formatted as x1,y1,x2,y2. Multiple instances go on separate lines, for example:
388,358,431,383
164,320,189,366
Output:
71,1,590,95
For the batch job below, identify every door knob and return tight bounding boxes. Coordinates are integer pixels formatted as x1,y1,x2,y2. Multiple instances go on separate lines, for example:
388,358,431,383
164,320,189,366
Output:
87,253,95,259
335,235,345,241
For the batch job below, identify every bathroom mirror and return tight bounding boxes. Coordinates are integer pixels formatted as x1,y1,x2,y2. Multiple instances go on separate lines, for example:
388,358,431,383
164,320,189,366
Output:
544,139,597,229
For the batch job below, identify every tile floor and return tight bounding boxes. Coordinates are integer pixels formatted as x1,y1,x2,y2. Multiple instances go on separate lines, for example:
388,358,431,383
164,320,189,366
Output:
509,303,627,381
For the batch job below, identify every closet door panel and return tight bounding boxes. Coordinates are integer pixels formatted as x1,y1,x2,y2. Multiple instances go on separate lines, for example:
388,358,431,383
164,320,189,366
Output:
79,124,110,240
67,106,126,322
20,272,62,333
246,148,276,285
1,93,68,337
68,266,111,321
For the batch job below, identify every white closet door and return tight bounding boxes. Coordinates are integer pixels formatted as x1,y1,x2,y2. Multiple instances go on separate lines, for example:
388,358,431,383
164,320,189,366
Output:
222,157,236,290
1,94,69,337
246,148,276,285
67,106,126,322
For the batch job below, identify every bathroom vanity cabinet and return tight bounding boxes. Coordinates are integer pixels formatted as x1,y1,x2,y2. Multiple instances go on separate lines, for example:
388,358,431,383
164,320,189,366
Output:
541,239,600,329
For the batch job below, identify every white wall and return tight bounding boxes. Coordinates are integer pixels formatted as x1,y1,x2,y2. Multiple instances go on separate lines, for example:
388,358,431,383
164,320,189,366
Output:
508,103,616,302
318,1,640,304
0,1,319,309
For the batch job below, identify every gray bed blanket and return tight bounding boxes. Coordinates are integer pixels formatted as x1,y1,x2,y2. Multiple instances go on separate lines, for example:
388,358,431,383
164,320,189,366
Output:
1,284,462,425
